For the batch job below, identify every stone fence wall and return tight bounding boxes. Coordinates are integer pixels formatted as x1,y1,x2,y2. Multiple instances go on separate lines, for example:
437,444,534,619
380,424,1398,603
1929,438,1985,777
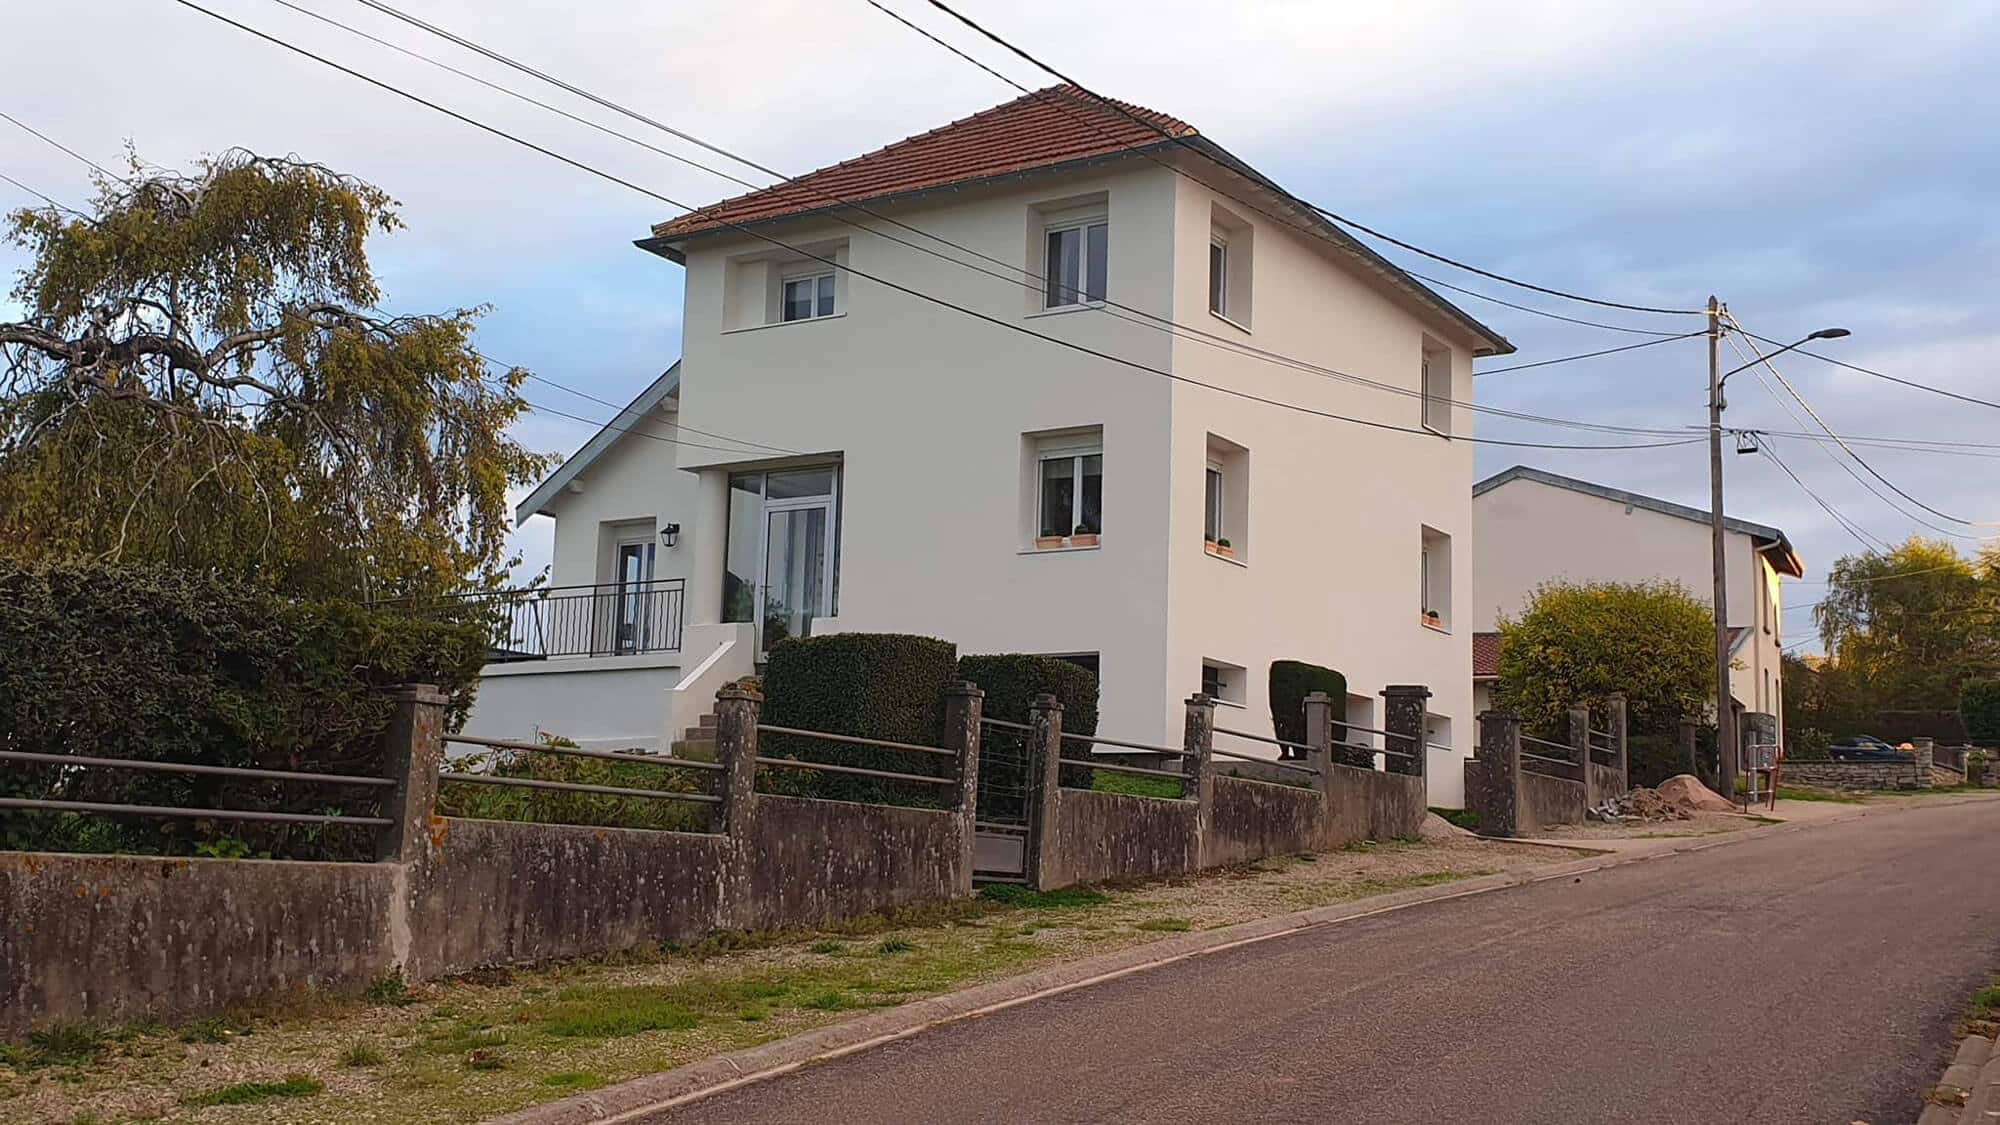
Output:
1026,688,1433,890
1,683,974,1037
1781,741,1936,791
1464,698,1632,838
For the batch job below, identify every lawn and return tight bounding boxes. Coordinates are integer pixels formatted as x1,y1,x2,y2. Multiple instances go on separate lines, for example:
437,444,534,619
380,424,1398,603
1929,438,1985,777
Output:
0,839,1579,1124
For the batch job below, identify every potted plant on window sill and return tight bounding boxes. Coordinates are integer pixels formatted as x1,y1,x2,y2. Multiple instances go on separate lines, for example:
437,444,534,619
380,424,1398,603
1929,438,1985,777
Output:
1209,537,1236,560
1421,609,1442,628
1069,524,1099,548
1035,533,1065,550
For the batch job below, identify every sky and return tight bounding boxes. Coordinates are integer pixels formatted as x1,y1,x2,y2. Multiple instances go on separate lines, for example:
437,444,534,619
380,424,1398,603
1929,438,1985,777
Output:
4,0,1997,652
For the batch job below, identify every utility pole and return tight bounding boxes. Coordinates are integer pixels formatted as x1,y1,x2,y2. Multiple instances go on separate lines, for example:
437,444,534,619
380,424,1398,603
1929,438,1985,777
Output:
1707,295,1737,800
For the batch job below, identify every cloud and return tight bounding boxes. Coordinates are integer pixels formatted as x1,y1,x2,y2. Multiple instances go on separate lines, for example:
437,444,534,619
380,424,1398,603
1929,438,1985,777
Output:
5,0,1996,644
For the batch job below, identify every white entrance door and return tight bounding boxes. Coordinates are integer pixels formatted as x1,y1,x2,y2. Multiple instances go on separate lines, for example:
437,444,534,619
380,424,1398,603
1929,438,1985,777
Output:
756,469,838,655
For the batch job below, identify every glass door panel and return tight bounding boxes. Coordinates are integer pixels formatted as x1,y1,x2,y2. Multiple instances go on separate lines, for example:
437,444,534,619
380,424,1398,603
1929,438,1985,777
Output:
762,504,829,652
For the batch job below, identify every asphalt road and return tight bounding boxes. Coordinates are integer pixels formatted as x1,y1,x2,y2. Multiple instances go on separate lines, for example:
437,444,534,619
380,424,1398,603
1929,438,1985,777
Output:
654,799,2000,1124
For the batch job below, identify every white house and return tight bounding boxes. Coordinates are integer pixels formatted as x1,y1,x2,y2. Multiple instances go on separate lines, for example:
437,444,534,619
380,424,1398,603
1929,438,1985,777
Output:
465,85,1514,806
1469,465,1804,741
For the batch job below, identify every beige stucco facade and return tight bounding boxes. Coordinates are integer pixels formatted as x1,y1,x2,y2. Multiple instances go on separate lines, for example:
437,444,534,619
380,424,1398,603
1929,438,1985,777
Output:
1471,467,1800,742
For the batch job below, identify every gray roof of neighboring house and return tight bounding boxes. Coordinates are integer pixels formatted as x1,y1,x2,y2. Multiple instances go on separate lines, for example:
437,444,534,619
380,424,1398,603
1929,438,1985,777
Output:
514,362,679,525
1473,464,1805,578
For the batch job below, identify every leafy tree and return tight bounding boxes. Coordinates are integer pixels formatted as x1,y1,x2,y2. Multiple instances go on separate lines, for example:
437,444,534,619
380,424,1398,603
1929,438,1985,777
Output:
0,151,548,599
1493,579,1714,737
1962,681,2000,746
1815,538,2000,716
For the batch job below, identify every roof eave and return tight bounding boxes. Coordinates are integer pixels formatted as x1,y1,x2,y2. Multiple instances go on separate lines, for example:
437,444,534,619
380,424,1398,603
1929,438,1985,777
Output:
514,362,682,525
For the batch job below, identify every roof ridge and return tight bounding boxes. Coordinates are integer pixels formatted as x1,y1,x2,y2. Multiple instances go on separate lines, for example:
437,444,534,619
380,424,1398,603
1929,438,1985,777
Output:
649,85,1194,240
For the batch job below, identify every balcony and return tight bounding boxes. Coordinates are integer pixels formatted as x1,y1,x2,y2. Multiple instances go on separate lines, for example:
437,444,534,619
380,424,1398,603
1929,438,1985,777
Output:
427,579,686,662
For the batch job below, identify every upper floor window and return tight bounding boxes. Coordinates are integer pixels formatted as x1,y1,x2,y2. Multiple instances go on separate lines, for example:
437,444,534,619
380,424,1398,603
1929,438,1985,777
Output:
1207,205,1252,326
1204,433,1248,561
1044,217,1108,307
782,271,837,322
1420,340,1451,435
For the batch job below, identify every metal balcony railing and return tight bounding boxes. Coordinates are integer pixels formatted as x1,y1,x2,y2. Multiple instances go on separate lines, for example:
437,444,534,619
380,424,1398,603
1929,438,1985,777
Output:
425,579,686,661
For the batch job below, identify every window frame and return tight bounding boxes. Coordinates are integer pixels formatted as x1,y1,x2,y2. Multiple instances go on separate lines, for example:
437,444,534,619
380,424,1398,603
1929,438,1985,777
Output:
1043,217,1109,309
1419,525,1452,630
780,269,838,323
1420,344,1452,436
1203,461,1225,545
1208,236,1229,317
1037,448,1103,542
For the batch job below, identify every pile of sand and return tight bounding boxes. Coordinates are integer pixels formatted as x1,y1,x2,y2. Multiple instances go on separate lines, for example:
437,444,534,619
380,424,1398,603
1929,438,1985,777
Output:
1418,812,1476,839
1655,773,1737,813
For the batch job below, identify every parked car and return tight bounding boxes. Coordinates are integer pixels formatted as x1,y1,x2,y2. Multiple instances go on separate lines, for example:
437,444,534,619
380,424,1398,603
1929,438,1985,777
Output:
1828,735,1904,761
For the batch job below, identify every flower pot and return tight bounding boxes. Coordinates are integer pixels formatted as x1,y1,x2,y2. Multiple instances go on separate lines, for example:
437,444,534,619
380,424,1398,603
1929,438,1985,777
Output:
1069,533,1099,548
1035,535,1064,550
1421,612,1441,627
1209,542,1235,559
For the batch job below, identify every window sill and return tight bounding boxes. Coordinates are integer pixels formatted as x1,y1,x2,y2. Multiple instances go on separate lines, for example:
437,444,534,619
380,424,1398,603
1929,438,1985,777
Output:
722,312,847,335
1208,310,1251,335
1026,301,1106,320
1020,543,1102,555
1420,422,1452,440
1211,696,1247,709
1420,621,1452,635
1204,545,1248,568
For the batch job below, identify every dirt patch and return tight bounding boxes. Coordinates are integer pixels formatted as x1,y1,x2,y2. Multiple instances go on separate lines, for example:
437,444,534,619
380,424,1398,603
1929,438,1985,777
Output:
0,839,1580,1124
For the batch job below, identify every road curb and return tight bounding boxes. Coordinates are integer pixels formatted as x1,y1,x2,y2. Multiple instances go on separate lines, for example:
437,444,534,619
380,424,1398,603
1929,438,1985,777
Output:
489,794,1999,1124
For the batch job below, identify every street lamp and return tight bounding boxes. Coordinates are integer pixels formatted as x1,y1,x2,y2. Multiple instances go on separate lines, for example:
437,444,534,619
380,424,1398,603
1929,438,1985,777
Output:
1705,306,1850,801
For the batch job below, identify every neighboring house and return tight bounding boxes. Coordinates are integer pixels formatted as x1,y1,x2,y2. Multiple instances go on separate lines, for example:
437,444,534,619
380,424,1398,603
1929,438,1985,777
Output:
474,85,1516,806
458,364,703,751
1470,465,1803,742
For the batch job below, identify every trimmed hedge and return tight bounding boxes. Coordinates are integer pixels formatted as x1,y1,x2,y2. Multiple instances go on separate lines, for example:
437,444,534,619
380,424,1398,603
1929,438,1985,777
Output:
0,562,486,859
1961,681,2000,746
1269,659,1354,765
759,633,959,803
959,653,1101,796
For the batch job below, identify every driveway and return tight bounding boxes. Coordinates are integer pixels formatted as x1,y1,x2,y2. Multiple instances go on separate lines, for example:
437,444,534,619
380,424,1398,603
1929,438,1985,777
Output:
655,797,2000,1124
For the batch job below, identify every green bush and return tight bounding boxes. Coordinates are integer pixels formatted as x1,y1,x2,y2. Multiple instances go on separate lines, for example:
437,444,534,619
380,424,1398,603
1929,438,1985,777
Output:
1961,681,2000,746
0,562,485,859
1268,660,1354,765
436,737,712,833
1786,727,1833,761
958,653,1100,793
759,633,958,804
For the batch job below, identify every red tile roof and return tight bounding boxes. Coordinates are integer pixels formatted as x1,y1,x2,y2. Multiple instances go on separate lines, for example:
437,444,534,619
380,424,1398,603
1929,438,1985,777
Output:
651,85,1195,241
1473,632,1501,679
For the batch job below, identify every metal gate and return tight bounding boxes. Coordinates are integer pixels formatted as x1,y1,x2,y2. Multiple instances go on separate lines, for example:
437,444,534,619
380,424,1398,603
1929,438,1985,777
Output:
973,717,1034,883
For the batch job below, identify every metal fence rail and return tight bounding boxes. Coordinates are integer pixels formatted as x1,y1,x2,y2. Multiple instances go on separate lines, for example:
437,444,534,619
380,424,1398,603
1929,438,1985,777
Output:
1208,744,1317,775
1213,726,1314,757
752,756,956,786
436,772,721,804
1061,730,1187,757
0,796,389,827
757,724,958,759
1081,759,1189,781
444,734,725,771
0,749,392,788
401,579,686,661
1521,734,1575,757
0,747,395,830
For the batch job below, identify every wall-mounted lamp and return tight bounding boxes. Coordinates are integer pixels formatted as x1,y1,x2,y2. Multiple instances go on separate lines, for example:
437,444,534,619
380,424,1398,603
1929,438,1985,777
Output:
660,522,681,549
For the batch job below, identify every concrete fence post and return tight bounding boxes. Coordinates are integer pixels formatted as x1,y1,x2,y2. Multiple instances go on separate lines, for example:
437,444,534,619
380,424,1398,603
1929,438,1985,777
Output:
1569,705,1595,807
1680,718,1699,780
1605,693,1629,793
378,684,447,864
1305,690,1336,796
1184,694,1216,868
1024,693,1065,890
713,681,762,837
941,681,984,896
1382,685,1431,780
1913,737,1935,788
1476,711,1522,838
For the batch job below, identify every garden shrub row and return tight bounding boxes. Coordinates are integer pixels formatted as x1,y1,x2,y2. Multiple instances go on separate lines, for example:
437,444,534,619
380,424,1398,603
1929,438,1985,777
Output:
0,562,486,859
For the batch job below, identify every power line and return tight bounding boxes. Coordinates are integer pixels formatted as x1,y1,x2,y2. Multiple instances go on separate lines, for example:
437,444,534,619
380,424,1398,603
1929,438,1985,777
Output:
1736,327,2000,413
1475,334,1700,377
1757,438,1892,555
0,111,125,182
1728,318,1997,536
1402,269,1684,337
165,0,1706,453
0,168,72,212
290,0,1695,443
904,0,1707,317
